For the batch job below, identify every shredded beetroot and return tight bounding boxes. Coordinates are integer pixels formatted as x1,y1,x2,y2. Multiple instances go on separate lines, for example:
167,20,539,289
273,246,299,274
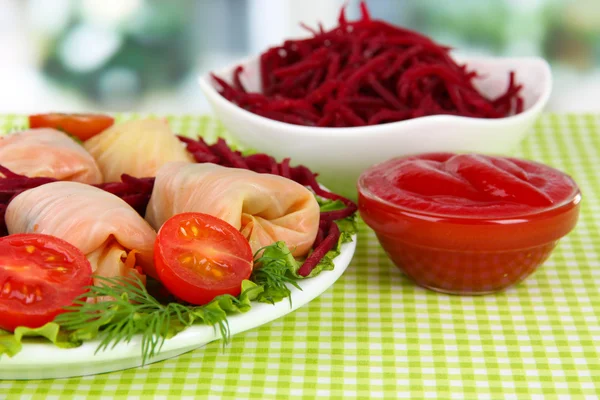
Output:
0,166,57,201
0,166,58,236
298,222,340,277
178,136,357,276
211,1,523,127
96,175,155,216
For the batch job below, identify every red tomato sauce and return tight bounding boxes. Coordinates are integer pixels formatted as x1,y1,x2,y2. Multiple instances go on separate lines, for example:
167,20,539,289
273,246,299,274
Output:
358,153,581,294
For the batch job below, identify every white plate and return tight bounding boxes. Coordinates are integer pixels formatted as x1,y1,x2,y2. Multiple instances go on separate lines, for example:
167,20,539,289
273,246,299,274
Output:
0,235,356,380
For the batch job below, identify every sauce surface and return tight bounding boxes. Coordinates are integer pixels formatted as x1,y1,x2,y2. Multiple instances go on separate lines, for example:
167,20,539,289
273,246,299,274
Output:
359,153,578,219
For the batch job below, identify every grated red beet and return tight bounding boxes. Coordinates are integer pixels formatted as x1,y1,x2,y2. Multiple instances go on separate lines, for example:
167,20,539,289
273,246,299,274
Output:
211,1,524,127
0,166,58,236
297,222,340,277
96,175,155,216
0,166,57,202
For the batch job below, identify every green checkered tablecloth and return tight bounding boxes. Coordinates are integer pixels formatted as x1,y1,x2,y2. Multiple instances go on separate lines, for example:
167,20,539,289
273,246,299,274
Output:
0,114,599,399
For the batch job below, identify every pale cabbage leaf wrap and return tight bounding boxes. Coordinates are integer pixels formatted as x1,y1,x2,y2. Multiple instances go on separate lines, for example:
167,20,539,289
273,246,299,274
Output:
6,182,158,295
84,118,193,182
0,128,103,184
145,162,321,258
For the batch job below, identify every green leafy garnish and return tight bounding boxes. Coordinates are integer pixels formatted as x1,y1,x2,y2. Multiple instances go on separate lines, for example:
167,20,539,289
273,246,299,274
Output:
0,322,79,357
53,276,262,364
252,243,302,305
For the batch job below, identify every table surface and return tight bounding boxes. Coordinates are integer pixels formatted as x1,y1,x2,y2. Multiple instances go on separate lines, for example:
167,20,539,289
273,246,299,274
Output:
1,114,599,399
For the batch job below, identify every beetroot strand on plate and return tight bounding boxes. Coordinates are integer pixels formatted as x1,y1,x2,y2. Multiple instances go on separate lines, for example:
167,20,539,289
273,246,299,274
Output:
297,222,340,277
0,165,58,237
213,139,250,169
96,175,156,215
244,153,274,174
177,136,221,163
313,225,325,247
0,165,57,203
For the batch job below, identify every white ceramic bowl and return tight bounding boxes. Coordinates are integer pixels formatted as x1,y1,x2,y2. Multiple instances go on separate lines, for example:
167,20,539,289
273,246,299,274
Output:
199,55,552,199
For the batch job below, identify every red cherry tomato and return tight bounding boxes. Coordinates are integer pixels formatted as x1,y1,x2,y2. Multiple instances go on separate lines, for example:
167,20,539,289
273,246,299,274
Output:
29,113,114,141
0,234,93,332
358,153,581,294
154,213,253,305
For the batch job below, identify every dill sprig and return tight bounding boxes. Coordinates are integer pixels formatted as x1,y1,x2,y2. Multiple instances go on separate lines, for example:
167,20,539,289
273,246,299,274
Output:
54,275,257,364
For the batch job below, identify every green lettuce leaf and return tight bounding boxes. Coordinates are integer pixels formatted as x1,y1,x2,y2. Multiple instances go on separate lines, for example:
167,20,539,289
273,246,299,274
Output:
0,332,21,358
317,198,345,212
0,322,81,358
251,242,302,305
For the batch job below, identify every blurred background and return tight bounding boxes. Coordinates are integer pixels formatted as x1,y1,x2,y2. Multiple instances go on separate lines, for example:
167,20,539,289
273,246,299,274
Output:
1,0,599,114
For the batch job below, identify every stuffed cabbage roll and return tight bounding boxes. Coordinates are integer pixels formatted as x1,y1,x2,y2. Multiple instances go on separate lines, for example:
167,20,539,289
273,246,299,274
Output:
146,162,320,257
84,118,193,182
0,128,103,184
5,182,158,292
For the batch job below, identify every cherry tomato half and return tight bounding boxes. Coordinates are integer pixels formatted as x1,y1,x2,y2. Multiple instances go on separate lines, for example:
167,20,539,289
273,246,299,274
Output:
154,213,253,305
29,113,114,141
0,234,93,332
